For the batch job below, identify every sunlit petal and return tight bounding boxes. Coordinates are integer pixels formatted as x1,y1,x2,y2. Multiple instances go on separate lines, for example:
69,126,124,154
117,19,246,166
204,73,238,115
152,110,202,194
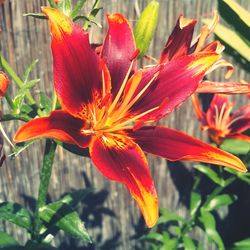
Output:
14,110,91,148
90,134,158,227
129,126,247,172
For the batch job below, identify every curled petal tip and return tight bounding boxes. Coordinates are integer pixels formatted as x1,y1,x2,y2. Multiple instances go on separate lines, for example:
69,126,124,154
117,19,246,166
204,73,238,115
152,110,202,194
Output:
179,15,197,29
41,6,73,40
107,13,126,24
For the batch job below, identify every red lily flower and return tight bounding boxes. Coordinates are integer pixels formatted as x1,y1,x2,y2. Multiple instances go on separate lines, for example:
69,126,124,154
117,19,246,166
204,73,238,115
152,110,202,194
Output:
14,8,247,227
0,71,9,97
159,13,250,94
193,94,250,145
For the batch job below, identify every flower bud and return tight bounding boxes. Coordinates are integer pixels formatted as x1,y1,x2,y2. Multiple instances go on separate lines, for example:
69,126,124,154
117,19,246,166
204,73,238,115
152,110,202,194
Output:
134,0,159,57
0,71,9,97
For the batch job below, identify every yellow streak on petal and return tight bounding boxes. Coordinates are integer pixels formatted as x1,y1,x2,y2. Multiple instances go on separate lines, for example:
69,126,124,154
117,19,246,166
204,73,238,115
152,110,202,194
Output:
41,7,73,40
131,179,158,228
188,54,220,76
204,151,247,173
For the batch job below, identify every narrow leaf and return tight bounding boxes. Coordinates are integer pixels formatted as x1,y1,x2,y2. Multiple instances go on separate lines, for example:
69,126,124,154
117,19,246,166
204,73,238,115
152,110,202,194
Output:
183,236,196,250
222,0,250,28
229,237,250,250
203,19,250,61
157,208,184,225
203,194,237,211
199,210,225,249
190,191,201,217
71,0,87,19
22,59,39,83
194,165,223,186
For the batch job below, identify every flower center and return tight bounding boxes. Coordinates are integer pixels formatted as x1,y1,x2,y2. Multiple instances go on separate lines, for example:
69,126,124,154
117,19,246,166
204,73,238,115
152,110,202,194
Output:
81,56,161,136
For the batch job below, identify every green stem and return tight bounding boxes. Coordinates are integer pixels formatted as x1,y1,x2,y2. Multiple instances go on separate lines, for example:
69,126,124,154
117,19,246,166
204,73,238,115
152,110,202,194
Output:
4,92,15,110
1,114,30,122
33,140,57,241
51,91,57,111
83,0,102,30
48,0,57,8
0,53,35,105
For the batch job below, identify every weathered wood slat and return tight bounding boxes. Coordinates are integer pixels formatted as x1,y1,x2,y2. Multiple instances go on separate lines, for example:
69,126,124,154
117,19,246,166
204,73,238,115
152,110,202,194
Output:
0,0,249,249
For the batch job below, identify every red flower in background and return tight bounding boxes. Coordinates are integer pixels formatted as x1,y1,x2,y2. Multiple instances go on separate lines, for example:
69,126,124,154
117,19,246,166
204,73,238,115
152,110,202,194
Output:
14,8,247,227
193,94,250,145
159,13,250,94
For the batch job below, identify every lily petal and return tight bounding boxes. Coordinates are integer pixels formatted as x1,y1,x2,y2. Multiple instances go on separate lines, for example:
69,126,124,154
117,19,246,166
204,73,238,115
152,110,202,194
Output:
191,95,207,125
90,134,158,227
197,81,250,94
129,126,247,172
41,7,101,117
131,53,220,122
159,15,196,63
101,13,136,97
14,110,91,148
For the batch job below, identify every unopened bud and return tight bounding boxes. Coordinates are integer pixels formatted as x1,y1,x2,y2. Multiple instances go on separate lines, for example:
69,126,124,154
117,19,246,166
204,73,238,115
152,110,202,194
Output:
134,0,159,57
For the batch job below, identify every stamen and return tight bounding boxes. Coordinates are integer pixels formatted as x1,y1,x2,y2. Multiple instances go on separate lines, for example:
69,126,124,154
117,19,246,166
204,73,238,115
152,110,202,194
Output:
129,48,140,61
108,59,135,114
116,71,160,119
105,106,159,132
194,26,209,53
217,102,226,128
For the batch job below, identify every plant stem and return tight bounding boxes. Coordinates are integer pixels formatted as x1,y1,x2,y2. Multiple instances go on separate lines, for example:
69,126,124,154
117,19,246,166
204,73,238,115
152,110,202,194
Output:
33,139,57,241
0,53,35,105
51,91,57,111
1,114,30,122
48,0,57,8
4,92,15,110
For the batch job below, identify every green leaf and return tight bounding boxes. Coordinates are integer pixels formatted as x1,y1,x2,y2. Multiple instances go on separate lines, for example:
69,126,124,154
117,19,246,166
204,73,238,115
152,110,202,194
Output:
202,19,250,61
39,201,91,242
203,194,237,211
140,232,163,242
199,210,225,250
57,0,72,16
221,0,250,28
157,208,184,225
0,232,21,249
220,139,250,155
0,202,32,230
194,164,223,186
190,191,201,217
229,237,250,250
71,0,87,19
162,238,178,250
22,59,39,83
183,236,196,250
59,188,93,209
134,0,159,57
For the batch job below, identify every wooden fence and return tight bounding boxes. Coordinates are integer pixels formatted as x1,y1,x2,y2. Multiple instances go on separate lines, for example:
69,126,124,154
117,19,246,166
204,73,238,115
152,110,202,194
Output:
0,0,250,249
